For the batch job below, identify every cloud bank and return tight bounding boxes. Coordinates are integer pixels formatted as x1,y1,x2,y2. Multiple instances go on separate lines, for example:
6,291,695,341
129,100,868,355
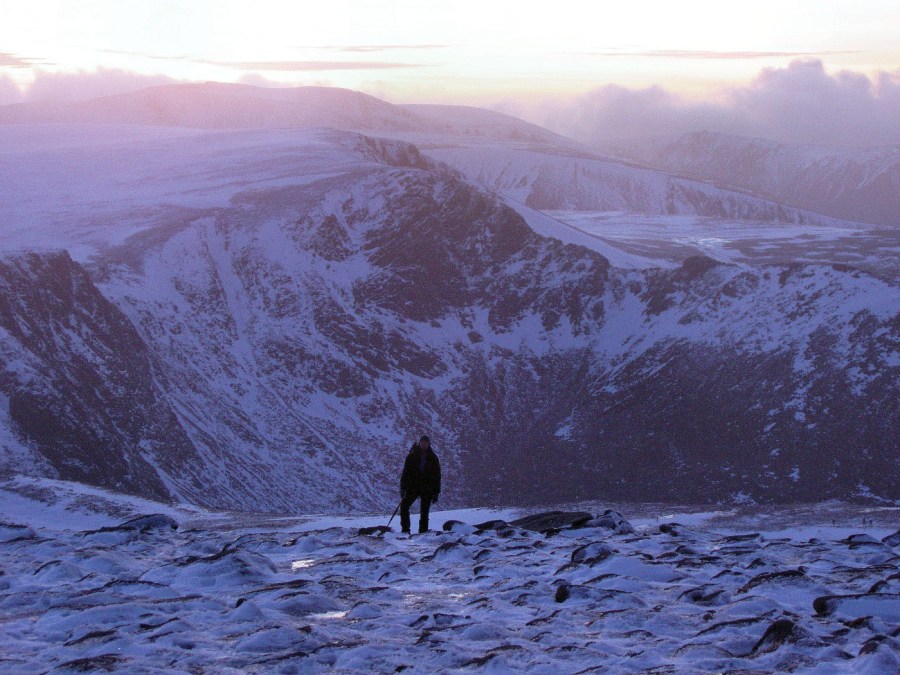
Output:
1,60,896,149
519,60,900,149
0,69,176,106
204,60,425,72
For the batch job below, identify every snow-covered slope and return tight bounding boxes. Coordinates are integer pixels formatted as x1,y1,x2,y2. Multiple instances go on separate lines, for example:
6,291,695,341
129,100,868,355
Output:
416,138,847,225
0,125,896,511
0,83,435,132
0,250,204,501
0,83,867,226
618,131,900,227
0,82,565,146
1,477,898,672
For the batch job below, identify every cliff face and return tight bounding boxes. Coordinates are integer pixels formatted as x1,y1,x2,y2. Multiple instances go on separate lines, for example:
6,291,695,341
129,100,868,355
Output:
0,128,896,511
0,251,198,501
419,141,840,225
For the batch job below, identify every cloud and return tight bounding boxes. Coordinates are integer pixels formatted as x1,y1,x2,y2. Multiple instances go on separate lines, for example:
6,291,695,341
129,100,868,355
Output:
0,52,52,68
581,49,858,60
323,45,447,53
19,69,177,103
520,60,900,148
206,60,426,72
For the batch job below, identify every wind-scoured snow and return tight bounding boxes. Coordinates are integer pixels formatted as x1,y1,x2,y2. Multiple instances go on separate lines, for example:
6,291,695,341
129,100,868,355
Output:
1,478,898,673
0,124,392,261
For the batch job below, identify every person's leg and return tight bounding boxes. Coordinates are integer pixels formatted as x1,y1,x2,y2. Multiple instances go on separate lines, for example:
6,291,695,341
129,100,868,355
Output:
418,494,432,533
399,492,417,533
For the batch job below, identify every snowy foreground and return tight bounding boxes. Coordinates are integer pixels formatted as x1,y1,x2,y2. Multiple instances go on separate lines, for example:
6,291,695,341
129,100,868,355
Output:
1,478,898,673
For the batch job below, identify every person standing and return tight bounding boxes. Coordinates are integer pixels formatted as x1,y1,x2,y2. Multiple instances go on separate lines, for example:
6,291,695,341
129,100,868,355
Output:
399,435,441,534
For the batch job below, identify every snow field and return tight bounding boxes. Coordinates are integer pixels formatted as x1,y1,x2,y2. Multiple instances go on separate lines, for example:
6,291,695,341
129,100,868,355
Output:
1,480,898,673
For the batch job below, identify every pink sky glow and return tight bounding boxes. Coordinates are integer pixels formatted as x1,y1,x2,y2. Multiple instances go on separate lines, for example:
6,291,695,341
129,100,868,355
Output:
1,1,897,146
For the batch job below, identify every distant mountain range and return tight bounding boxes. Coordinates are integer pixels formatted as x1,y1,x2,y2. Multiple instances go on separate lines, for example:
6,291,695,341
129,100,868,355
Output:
0,85,896,510
612,131,899,227
0,82,562,143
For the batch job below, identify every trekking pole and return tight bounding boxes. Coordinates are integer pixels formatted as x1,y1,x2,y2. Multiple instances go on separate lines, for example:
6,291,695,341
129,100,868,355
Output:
387,500,402,528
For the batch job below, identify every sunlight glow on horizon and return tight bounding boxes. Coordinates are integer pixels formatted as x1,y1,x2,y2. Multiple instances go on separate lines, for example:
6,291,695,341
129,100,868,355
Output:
1,0,897,104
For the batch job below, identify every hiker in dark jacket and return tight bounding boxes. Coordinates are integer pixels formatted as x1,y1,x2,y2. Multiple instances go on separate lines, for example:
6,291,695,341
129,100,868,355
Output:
399,435,441,534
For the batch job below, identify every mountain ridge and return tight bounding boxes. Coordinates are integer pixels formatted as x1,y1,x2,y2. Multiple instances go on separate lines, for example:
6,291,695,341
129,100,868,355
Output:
0,83,877,226
615,130,899,227
1,130,896,510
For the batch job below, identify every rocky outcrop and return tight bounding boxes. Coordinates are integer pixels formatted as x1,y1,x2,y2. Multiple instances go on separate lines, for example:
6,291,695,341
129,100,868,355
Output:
0,251,198,501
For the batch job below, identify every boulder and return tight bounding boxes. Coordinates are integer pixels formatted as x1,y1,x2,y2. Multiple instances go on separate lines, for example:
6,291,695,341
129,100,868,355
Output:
570,542,614,566
881,530,900,547
751,618,803,655
586,509,635,535
659,522,684,536
738,568,806,594
474,520,509,532
118,514,178,532
84,514,178,537
443,520,476,535
813,593,900,622
509,511,592,533
844,533,887,549
358,525,391,537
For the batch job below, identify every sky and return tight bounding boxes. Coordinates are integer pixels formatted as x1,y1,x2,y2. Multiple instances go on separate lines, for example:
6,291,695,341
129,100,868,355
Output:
1,0,898,146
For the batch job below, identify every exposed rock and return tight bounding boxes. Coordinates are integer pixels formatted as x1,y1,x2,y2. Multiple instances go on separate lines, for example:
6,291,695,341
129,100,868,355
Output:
881,530,900,547
813,593,900,622
751,618,802,655
678,585,726,605
844,533,887,549
423,541,472,563
0,523,36,543
586,510,635,535
54,653,126,672
358,525,391,537
722,533,761,543
738,568,806,594
509,511,592,533
659,523,684,536
858,635,890,656
83,513,178,536
570,542,614,566
0,251,197,503
119,514,178,532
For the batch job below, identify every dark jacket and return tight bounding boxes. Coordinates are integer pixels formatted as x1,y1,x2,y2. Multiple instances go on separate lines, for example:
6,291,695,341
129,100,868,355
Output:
400,444,441,497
